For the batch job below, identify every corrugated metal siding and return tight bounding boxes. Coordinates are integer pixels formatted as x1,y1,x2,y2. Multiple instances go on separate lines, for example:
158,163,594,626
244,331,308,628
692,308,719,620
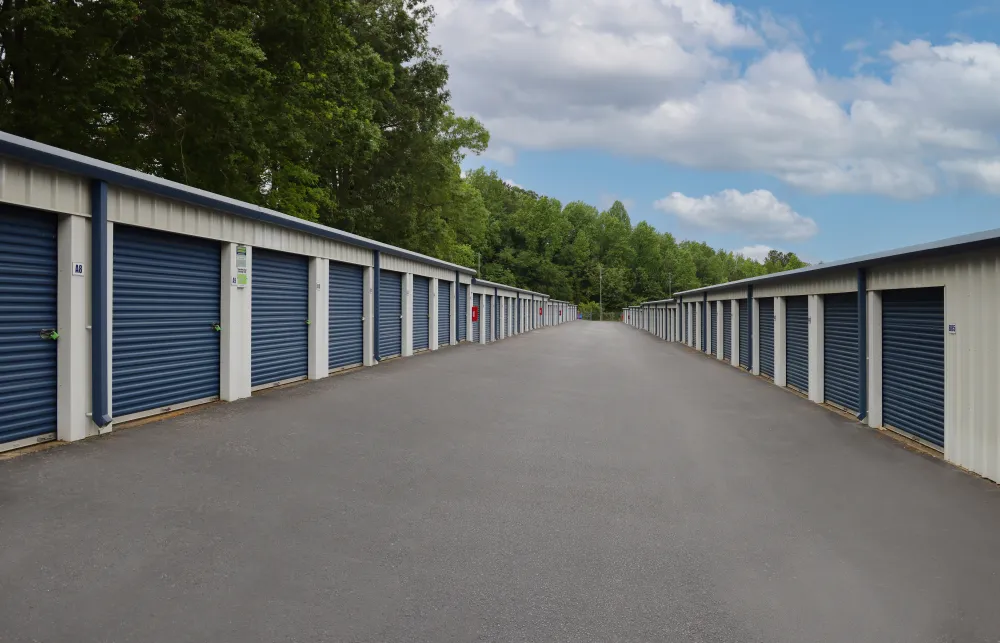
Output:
0,208,57,444
882,288,944,448
723,301,732,361
113,226,221,416
739,301,750,368
458,285,468,341
0,158,89,216
868,249,1000,482
869,253,995,479
109,187,372,267
438,281,451,346
380,253,456,282
379,270,403,358
824,293,859,412
753,271,856,298
329,261,364,370
759,298,775,378
706,287,749,302
472,293,481,342
484,295,493,343
251,249,309,386
785,296,809,392
413,275,430,351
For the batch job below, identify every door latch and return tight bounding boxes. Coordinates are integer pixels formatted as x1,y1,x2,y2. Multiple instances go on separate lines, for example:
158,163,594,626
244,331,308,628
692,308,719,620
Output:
212,323,222,332
40,329,59,341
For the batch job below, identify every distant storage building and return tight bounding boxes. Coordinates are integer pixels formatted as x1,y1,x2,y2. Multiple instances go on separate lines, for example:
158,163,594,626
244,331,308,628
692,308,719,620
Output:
627,232,1000,484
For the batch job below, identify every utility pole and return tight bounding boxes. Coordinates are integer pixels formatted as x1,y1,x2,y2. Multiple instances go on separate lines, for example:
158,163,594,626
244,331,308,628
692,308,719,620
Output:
599,264,603,321
478,252,481,276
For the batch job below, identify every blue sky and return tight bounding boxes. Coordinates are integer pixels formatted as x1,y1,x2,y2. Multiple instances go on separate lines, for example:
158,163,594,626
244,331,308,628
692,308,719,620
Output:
433,0,1000,263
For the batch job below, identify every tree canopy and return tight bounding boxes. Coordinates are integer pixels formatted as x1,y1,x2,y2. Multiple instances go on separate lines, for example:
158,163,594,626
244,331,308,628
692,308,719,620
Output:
0,0,805,313
463,170,806,314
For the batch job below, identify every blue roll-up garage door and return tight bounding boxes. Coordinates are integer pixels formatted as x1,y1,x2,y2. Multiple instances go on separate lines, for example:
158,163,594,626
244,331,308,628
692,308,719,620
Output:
251,249,308,388
484,295,493,342
379,270,403,359
329,261,364,371
438,281,451,346
413,275,430,351
504,298,509,338
114,226,221,418
824,293,859,412
759,298,775,378
0,208,57,449
786,296,809,393
739,301,749,368
710,303,718,354
723,302,732,361
472,293,481,342
458,285,468,341
883,288,945,448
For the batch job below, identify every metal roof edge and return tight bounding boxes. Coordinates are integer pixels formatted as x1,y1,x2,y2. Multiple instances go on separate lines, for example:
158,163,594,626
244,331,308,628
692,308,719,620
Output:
0,130,477,275
471,278,549,298
673,226,1000,297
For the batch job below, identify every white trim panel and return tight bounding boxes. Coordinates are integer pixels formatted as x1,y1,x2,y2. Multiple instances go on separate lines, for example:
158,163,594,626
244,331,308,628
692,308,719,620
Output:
0,157,90,216
753,270,857,298
108,186,374,266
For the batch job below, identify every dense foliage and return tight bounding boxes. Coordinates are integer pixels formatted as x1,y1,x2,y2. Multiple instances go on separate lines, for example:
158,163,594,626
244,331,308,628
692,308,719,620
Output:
463,170,806,314
0,0,804,314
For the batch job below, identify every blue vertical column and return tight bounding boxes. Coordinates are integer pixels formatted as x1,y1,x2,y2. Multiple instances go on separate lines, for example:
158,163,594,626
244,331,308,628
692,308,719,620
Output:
90,180,112,427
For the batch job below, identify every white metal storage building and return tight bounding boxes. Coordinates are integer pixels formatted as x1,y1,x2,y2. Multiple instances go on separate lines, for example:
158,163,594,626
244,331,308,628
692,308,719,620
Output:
627,232,1000,484
0,131,561,453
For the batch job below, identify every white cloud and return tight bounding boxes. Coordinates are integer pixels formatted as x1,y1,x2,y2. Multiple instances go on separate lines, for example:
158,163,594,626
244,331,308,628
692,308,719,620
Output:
653,189,818,240
482,144,516,165
733,244,774,262
502,177,524,189
431,0,1000,198
940,158,1000,193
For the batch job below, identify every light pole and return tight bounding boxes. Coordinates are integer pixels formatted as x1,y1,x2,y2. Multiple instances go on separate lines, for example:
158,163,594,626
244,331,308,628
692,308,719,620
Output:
599,264,603,321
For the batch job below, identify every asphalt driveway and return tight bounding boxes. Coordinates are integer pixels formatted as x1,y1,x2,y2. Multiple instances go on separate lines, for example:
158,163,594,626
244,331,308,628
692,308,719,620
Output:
3,322,1000,642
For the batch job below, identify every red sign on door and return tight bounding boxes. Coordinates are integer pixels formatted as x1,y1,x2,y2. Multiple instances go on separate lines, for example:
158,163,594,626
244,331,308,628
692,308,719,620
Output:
539,307,543,315
472,306,479,322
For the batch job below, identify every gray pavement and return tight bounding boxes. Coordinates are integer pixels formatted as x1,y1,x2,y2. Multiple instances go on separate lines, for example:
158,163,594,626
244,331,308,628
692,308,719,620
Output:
3,322,1000,642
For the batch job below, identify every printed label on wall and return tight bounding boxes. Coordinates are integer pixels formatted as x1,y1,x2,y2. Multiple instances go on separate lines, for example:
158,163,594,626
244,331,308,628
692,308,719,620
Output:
236,245,248,288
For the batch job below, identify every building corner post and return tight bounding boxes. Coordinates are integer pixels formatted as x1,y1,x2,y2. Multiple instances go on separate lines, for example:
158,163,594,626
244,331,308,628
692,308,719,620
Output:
747,285,755,372
373,251,381,362
858,268,868,421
